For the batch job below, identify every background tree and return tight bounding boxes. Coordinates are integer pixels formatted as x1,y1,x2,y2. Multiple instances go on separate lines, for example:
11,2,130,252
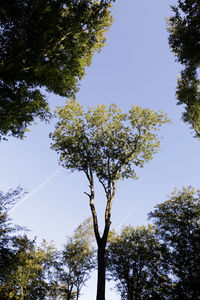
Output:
0,187,24,295
149,186,200,299
0,0,114,140
167,0,200,137
0,188,59,299
107,225,170,300
59,218,95,300
50,99,169,300
1,235,58,300
0,190,95,299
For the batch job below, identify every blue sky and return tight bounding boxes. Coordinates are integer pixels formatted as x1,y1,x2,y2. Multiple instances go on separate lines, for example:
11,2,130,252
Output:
1,0,200,299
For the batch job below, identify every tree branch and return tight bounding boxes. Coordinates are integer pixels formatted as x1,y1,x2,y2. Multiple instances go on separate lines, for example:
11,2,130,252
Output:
99,178,108,195
84,191,90,198
102,181,116,245
85,170,101,245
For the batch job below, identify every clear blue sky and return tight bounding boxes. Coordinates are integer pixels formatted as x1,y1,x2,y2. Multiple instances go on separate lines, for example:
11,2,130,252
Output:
1,0,200,299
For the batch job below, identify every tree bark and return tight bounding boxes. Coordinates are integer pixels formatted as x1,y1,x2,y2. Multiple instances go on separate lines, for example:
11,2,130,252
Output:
86,172,115,300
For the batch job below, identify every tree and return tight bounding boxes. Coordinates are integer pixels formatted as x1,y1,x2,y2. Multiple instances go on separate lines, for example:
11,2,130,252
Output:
0,187,24,289
50,99,169,300
107,225,170,300
0,189,95,299
0,0,114,140
0,235,58,300
167,0,200,137
0,187,24,242
59,218,95,300
0,188,58,299
149,186,200,299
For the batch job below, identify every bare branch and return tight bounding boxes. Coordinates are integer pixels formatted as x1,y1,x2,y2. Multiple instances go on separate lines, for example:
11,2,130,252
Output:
99,178,108,195
84,191,90,198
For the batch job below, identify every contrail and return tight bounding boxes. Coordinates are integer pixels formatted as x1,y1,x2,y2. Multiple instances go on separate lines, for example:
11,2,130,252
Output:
10,169,60,212
116,206,135,232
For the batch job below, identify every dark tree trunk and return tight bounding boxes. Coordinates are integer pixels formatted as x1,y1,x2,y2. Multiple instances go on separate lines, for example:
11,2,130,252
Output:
87,173,115,300
96,239,106,300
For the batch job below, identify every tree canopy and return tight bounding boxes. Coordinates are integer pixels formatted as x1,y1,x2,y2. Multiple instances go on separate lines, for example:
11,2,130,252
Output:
149,186,200,299
167,0,200,137
0,0,114,140
2,237,58,300
107,225,169,300
50,100,169,182
59,218,95,300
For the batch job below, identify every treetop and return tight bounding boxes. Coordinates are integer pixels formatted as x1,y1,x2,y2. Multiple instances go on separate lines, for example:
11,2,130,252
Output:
50,99,170,185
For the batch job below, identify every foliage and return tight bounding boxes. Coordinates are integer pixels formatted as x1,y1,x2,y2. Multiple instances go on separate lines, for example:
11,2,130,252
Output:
0,194,95,299
107,225,169,300
0,188,59,299
1,234,58,299
149,186,200,299
0,187,23,242
50,99,169,183
167,0,200,137
0,187,25,286
50,99,169,299
59,218,95,299
0,0,114,140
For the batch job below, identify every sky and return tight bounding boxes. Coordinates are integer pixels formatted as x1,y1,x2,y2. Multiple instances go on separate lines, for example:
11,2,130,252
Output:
1,0,200,299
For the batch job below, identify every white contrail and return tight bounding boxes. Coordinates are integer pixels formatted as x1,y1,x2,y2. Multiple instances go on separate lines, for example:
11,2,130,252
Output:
116,206,135,232
10,169,60,212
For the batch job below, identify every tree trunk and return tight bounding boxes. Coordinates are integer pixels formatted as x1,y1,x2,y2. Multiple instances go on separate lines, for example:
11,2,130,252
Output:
87,174,114,300
96,239,106,300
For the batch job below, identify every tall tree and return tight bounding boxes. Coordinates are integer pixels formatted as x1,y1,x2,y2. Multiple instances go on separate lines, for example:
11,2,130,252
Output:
149,186,200,299
0,0,114,140
167,0,200,137
59,218,95,300
50,99,169,300
107,225,170,300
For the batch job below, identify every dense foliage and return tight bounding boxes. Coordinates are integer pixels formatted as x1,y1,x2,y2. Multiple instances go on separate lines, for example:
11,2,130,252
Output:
149,186,200,299
0,0,114,140
58,218,95,299
167,0,200,137
0,187,24,290
107,225,169,300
